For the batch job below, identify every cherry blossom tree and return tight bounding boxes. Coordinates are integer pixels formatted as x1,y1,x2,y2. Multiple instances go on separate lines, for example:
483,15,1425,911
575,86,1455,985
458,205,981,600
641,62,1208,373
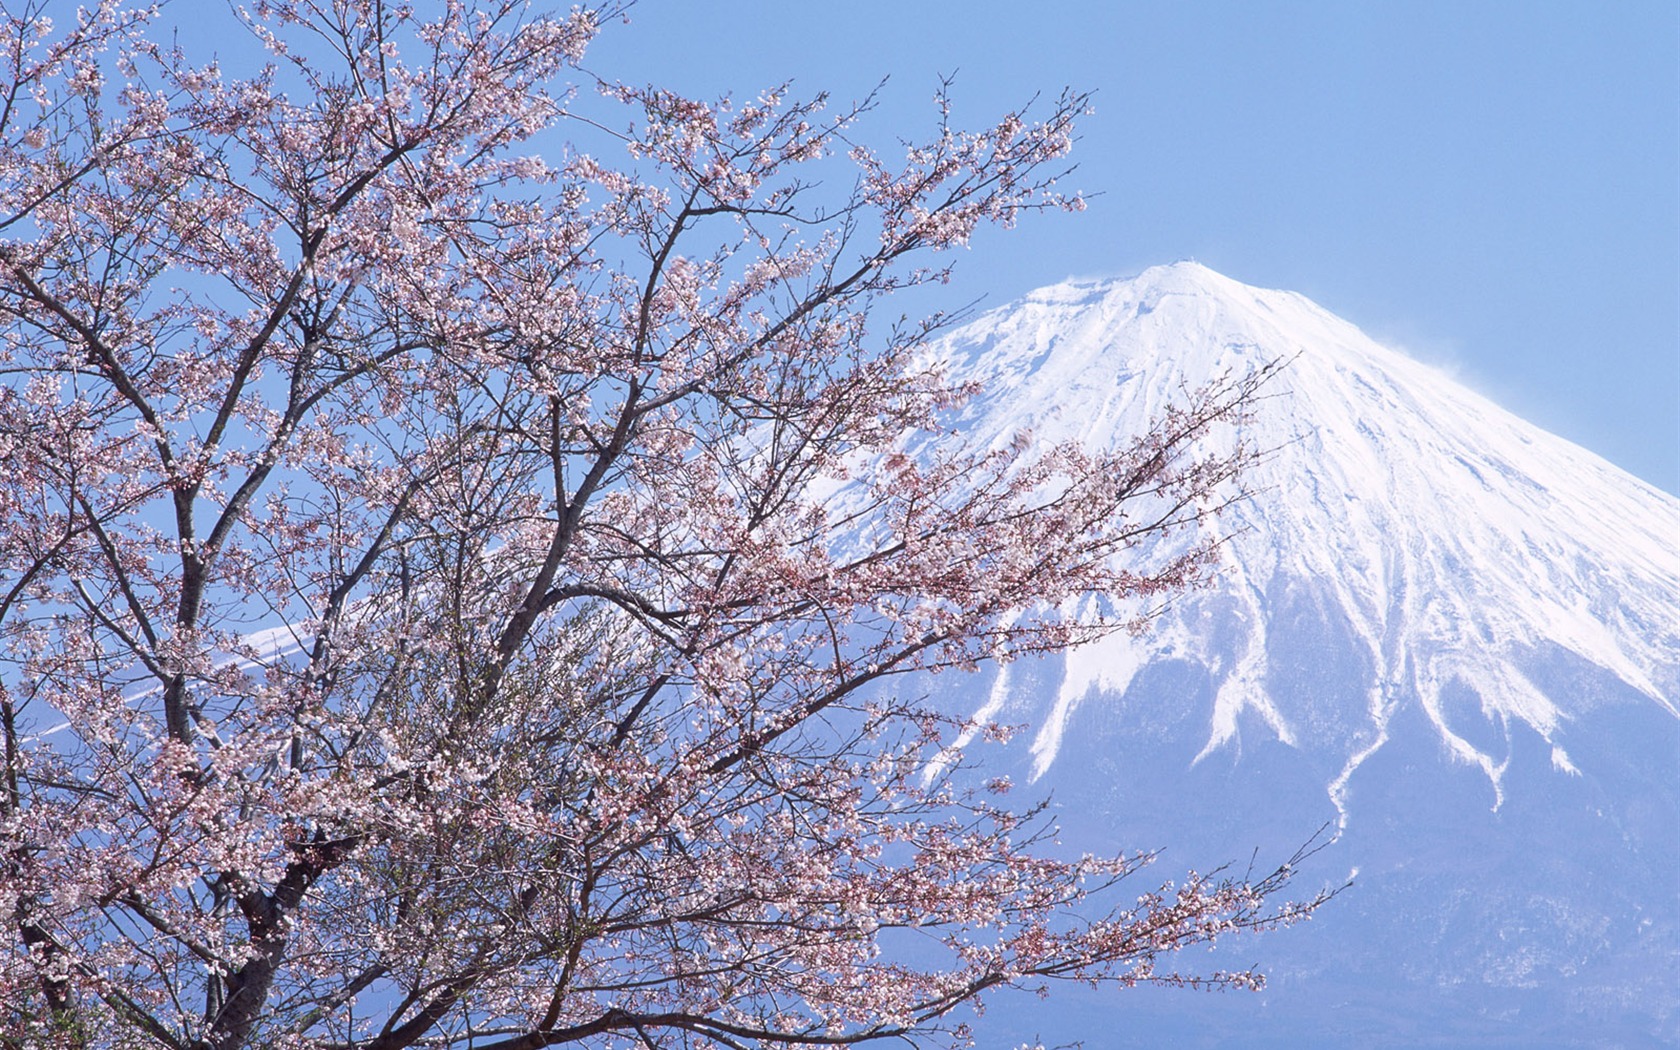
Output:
0,2,1328,1048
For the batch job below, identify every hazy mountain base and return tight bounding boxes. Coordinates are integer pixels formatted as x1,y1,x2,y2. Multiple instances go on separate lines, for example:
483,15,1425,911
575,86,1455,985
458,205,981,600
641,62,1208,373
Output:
926,586,1679,1048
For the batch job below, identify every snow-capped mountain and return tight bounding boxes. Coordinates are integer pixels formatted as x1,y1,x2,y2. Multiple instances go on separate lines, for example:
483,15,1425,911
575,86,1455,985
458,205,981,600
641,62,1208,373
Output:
929,263,1680,1046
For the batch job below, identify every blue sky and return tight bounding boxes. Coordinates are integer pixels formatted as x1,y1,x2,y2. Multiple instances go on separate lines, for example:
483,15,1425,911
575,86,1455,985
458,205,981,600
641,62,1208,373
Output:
587,1,1678,494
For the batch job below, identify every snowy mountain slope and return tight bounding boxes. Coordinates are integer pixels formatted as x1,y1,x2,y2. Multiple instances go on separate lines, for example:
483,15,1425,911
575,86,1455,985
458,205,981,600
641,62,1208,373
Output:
923,263,1680,1045
936,262,1678,802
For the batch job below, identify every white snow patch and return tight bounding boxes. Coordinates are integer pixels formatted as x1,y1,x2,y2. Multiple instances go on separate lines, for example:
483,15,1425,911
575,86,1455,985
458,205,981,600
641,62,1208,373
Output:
1028,622,1153,781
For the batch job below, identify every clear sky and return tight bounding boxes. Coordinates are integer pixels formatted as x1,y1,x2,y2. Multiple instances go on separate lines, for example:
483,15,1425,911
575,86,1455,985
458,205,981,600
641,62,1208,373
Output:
586,1,1679,495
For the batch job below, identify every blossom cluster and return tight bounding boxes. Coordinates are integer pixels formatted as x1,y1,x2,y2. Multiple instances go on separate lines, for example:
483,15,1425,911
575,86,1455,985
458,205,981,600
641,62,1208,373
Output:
0,3,1324,1048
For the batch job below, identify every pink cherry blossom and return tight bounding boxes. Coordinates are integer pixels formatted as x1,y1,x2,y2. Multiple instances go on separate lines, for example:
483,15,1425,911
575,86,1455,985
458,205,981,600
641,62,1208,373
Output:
0,3,1328,1048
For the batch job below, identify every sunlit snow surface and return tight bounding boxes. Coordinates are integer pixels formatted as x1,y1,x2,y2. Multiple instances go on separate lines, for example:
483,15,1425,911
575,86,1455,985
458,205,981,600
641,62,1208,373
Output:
934,262,1679,811
922,263,1680,1045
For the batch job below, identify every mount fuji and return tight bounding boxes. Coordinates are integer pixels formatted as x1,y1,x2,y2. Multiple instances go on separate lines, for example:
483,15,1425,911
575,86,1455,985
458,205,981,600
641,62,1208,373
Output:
927,263,1680,1047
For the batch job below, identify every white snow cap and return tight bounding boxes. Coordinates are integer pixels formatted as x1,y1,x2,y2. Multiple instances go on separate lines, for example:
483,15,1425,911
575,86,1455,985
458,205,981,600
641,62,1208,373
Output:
935,263,1680,809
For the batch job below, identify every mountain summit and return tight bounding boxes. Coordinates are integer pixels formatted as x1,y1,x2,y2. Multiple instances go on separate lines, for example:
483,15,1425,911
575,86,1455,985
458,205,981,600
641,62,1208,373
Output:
929,263,1680,1045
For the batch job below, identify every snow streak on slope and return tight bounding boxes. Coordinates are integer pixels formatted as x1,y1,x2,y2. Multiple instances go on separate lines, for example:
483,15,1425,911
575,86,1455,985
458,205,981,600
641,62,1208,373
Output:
934,263,1680,813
